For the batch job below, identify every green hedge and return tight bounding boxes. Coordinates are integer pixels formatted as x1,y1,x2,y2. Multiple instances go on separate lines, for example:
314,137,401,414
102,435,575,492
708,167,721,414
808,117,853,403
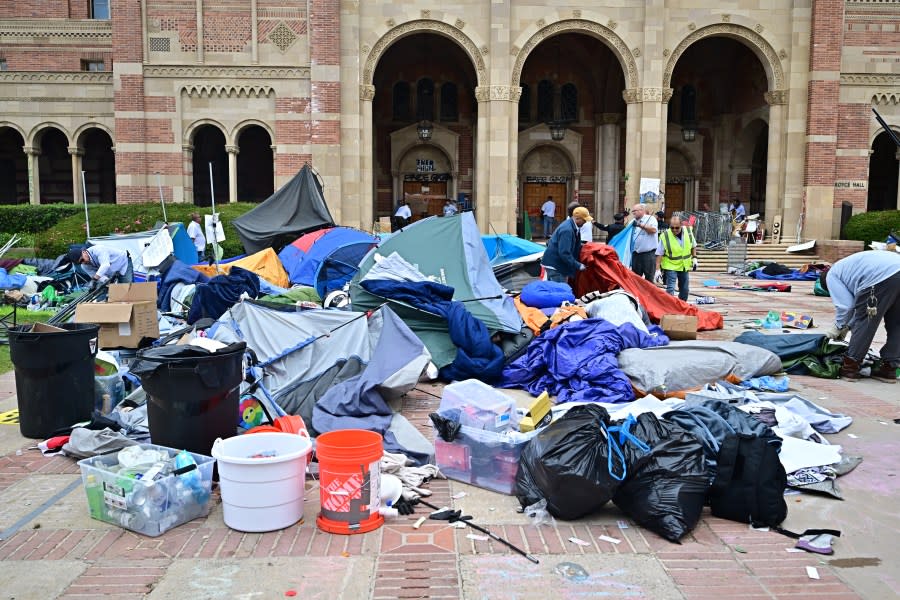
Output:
0,204,83,234
31,203,259,258
843,210,900,246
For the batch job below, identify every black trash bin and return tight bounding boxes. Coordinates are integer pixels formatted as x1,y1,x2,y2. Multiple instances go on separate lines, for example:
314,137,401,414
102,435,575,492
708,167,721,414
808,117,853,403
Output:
131,342,246,456
9,323,100,438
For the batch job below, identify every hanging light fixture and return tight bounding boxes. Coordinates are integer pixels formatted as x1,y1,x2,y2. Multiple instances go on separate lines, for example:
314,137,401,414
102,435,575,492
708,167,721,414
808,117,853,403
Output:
544,37,569,142
547,121,567,142
417,120,433,142
417,35,434,142
681,120,697,143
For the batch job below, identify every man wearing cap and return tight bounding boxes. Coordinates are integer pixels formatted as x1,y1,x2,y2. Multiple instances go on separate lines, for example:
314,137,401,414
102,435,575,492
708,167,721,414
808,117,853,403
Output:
541,206,593,283
594,213,626,241
67,244,133,286
629,203,658,282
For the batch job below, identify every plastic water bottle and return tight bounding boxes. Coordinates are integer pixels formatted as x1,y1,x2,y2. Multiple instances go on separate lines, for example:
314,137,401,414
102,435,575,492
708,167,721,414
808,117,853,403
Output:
84,474,105,519
175,450,209,505
27,295,40,312
107,508,147,532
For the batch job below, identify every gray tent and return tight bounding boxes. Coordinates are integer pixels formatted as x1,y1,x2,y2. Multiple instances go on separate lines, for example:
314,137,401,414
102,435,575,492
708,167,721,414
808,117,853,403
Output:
232,164,335,253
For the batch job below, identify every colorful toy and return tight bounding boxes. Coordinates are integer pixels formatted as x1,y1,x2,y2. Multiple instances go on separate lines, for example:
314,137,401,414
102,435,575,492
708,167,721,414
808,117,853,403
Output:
239,396,265,430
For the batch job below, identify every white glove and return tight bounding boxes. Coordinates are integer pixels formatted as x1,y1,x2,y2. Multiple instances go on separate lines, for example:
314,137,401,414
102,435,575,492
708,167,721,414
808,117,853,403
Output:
654,270,663,284
824,324,849,340
692,258,699,271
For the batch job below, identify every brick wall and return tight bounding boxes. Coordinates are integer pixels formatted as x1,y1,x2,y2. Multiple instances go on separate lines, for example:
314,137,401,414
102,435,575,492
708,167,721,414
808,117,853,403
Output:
834,102,870,210
0,0,88,18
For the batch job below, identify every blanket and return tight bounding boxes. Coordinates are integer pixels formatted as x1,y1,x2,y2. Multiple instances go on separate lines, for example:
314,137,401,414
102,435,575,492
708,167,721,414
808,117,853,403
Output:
187,266,260,324
158,259,209,310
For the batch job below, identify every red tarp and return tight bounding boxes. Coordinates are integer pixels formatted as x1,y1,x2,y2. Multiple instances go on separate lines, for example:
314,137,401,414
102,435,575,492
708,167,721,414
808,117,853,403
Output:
575,243,724,331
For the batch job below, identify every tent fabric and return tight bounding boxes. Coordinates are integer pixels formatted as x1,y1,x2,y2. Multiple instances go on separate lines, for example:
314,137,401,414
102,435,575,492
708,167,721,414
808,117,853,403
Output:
733,331,844,378
158,259,209,310
748,267,818,281
482,234,545,266
0,268,26,289
499,318,670,404
618,340,783,394
607,223,635,268
492,253,545,292
194,248,290,288
351,212,523,367
575,243,723,331
312,307,433,463
89,225,195,275
232,165,334,253
279,227,377,296
360,279,506,383
187,267,261,324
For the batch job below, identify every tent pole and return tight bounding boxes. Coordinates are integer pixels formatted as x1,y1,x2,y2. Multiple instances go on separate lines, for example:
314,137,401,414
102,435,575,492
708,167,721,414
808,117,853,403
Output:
81,170,90,239
156,172,167,224
209,162,221,273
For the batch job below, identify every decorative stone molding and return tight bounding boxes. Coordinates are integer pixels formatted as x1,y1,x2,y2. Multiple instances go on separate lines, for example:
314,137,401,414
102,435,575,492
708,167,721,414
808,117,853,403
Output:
225,145,240,155
663,49,670,57
386,19,395,28
268,22,298,53
779,49,787,60
662,88,674,103
632,47,641,57
361,44,370,55
512,19,639,89
600,113,622,125
536,19,546,28
622,88,641,104
664,24,785,90
722,14,731,22
480,45,489,56
421,10,431,19
182,84,273,98
511,45,520,56
621,88,673,104
182,144,194,153
474,86,490,103
842,73,900,86
872,92,900,105
0,20,111,42
607,20,618,30
364,20,486,85
23,147,40,156
67,146,84,157
755,24,763,33
0,72,112,83
145,66,309,78
764,89,789,105
359,84,376,101
473,85,522,102
688,23,696,30
455,19,465,30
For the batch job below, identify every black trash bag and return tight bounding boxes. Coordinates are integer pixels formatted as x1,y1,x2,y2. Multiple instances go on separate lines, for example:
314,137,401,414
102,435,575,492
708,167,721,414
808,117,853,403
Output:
430,412,462,442
613,412,712,543
515,404,630,520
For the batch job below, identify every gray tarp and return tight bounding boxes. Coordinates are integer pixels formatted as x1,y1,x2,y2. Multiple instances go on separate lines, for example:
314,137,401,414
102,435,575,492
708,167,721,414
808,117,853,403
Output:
619,340,782,393
232,165,334,253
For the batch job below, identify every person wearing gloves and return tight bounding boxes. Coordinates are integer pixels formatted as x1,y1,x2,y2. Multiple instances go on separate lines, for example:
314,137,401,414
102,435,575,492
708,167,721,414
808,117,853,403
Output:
541,206,593,283
820,251,900,382
594,212,626,241
654,215,697,300
629,203,658,282
67,244,134,287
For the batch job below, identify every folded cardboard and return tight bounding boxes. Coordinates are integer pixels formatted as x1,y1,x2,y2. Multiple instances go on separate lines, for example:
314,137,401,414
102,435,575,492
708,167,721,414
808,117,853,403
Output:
75,282,159,348
660,314,698,341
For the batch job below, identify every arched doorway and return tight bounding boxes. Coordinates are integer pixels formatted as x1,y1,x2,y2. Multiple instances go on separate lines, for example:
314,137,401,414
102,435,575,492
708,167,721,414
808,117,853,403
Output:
36,127,72,204
0,127,27,205
192,125,228,207
80,128,116,204
517,32,627,231
667,37,770,217
236,125,274,202
868,131,899,212
371,32,478,220
519,145,573,238
665,146,699,216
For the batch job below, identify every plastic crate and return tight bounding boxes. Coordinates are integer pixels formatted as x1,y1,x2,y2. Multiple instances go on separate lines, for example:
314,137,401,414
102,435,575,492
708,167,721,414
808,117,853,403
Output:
77,443,214,537
439,379,518,432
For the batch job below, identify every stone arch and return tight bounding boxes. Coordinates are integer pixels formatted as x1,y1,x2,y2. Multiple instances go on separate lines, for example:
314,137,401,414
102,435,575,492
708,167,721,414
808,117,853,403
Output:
731,118,769,167
184,119,229,145
395,143,455,176
511,19,639,89
73,122,115,149
869,123,900,147
362,19,486,88
28,122,71,147
519,143,577,177
0,122,28,143
664,24,784,91
233,119,275,145
667,144,700,178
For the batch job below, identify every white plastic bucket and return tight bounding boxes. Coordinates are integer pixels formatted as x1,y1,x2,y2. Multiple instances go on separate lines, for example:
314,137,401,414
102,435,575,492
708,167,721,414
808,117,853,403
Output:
212,432,313,532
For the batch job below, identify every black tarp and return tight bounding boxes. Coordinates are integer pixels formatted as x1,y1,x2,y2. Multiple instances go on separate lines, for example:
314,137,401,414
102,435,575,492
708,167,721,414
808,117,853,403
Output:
232,164,335,253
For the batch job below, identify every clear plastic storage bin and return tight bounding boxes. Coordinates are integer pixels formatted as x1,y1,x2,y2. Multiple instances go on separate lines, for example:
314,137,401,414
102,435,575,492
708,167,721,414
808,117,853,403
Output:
439,379,518,432
77,443,215,537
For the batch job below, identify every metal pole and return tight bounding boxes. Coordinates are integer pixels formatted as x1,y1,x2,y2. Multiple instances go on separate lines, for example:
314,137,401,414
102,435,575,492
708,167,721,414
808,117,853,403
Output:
81,170,90,239
208,162,220,272
156,172,167,223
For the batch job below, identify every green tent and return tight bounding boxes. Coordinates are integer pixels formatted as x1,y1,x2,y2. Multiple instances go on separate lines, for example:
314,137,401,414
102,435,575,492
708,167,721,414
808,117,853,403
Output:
350,212,523,368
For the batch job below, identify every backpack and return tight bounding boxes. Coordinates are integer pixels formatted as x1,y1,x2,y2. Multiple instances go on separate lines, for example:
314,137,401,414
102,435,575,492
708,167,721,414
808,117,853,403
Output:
708,433,787,527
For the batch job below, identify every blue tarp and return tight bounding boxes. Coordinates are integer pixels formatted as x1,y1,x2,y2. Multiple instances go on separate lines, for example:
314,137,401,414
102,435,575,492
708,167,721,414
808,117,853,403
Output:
187,267,260,324
500,318,669,404
481,234,545,266
608,223,635,268
0,268,26,290
360,279,506,383
279,227,377,296
747,268,818,281
157,260,209,310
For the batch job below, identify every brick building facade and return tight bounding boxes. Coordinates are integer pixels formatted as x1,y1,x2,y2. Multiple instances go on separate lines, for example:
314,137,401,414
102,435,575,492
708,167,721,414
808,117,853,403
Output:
0,1,898,240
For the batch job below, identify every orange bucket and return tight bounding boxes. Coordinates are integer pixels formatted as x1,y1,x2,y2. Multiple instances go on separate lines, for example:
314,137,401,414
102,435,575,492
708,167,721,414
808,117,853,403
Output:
315,429,384,534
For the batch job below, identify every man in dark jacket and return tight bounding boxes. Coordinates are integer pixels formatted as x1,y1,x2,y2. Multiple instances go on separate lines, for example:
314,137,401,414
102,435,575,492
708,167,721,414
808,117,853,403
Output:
594,212,626,241
541,206,593,283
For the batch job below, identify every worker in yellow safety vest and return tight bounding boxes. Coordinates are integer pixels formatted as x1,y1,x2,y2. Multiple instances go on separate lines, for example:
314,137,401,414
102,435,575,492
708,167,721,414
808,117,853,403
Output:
654,214,697,301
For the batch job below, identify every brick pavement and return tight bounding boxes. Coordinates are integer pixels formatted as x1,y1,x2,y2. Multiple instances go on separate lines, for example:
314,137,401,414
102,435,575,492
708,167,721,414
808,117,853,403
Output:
0,274,897,599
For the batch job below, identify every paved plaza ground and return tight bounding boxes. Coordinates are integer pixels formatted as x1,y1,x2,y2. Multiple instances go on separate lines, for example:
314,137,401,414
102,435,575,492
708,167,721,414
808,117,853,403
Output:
0,274,897,599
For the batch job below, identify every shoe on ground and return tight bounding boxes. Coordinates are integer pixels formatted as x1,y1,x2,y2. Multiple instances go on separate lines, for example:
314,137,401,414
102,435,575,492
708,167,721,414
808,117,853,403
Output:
871,362,898,384
839,356,862,382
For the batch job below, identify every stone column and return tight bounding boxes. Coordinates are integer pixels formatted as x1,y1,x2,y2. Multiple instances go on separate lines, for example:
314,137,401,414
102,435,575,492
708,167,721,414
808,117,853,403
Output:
896,149,900,210
182,143,194,204
622,89,642,207
360,84,375,230
250,0,259,64
764,90,788,224
69,146,84,204
450,171,458,207
195,0,204,63
391,170,400,206
474,87,490,233
507,87,521,235
659,89,673,191
24,146,40,206
599,114,621,223
226,145,239,203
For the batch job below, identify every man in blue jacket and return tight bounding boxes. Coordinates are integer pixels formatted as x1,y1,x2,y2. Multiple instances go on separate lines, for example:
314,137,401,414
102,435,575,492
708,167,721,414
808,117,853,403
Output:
541,206,593,283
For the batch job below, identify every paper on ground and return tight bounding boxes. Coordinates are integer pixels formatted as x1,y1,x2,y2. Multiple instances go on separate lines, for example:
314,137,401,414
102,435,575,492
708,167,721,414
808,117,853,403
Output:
597,535,621,544
778,435,843,474
568,537,592,547
806,566,820,580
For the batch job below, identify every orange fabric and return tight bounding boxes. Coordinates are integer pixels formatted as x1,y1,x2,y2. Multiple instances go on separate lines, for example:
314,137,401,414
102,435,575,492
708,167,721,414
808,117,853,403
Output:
575,243,723,331
633,374,742,399
514,296,550,336
194,248,290,288
548,304,588,329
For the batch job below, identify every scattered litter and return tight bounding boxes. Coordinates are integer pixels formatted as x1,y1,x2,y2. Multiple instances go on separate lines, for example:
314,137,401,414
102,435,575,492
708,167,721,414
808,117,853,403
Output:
453,522,467,529
848,434,858,439
285,591,297,598
412,516,426,529
451,492,467,500
784,489,801,496
597,535,621,545
489,507,496,511
733,545,747,553
568,536,592,547
617,520,629,529
878,421,889,426
818,397,827,401
786,548,805,553
466,534,489,541
554,562,589,582
806,566,820,580
341,551,350,558
750,524,770,532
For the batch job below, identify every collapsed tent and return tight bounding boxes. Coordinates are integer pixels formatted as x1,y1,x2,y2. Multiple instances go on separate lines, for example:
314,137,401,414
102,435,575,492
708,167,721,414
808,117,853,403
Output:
232,164,335,254
734,331,845,378
194,248,290,289
576,243,723,331
492,253,545,292
88,224,195,275
279,227,378,296
350,212,523,368
482,234,545,266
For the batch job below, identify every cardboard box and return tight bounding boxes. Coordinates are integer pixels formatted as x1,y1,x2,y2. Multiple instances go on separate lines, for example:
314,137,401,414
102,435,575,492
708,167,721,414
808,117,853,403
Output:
660,314,698,341
75,282,159,348
31,322,66,333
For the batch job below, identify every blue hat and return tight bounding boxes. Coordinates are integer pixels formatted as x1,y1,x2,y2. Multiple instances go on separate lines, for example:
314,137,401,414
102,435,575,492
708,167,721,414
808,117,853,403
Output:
66,246,86,265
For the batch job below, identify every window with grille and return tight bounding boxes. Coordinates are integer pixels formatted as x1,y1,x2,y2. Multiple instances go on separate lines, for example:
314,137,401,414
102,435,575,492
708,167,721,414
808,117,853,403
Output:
537,80,553,122
0,60,7,72
81,60,105,72
440,82,458,122
392,82,410,121
416,78,435,121
519,84,531,122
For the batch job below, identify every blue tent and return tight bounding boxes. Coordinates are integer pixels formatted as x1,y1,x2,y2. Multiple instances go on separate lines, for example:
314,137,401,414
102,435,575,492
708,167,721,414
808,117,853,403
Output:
279,227,378,296
481,234,545,266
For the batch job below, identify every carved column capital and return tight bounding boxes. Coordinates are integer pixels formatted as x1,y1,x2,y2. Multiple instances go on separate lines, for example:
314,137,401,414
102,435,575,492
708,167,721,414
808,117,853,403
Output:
764,89,788,105
360,84,376,101
226,144,240,155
